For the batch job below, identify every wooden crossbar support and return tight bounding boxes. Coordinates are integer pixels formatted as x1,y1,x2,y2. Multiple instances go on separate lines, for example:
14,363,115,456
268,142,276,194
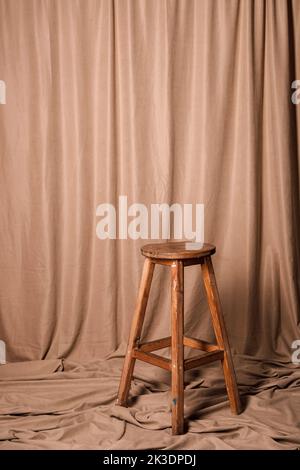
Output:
132,349,171,371
117,246,242,435
138,336,171,352
133,345,223,372
184,350,224,371
183,336,219,352
138,336,218,353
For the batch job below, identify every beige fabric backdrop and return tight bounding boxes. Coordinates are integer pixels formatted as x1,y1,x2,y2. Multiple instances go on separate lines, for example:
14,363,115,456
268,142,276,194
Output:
0,0,300,450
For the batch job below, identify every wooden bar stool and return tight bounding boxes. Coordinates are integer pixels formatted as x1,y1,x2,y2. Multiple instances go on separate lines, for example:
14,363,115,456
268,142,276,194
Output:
117,241,241,434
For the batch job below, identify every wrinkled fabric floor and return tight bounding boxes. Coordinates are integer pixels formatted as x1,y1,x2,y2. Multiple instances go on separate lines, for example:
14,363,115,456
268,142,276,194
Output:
0,352,299,450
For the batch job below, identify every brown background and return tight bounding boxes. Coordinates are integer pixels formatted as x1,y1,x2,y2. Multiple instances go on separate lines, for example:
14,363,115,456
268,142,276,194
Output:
0,0,300,450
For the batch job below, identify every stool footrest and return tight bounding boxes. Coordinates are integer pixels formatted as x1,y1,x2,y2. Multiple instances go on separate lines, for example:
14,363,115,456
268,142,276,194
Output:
117,250,242,436
184,350,224,371
133,349,171,371
137,336,219,353
183,336,219,352
133,341,224,372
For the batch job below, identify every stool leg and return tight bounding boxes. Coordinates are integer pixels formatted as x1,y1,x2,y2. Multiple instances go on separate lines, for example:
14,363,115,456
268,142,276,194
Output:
117,258,155,406
171,260,184,434
201,256,242,415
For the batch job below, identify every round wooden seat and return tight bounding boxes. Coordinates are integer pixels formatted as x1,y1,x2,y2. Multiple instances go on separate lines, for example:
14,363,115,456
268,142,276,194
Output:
141,241,216,260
